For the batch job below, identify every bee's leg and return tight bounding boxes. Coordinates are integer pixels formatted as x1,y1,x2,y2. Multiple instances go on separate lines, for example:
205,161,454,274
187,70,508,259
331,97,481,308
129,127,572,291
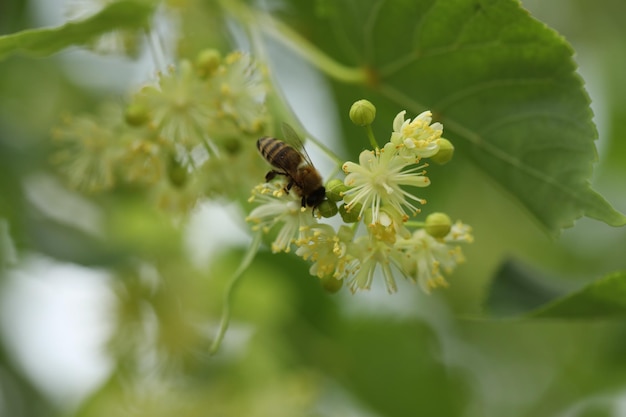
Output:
301,196,307,208
265,170,279,182
266,170,291,183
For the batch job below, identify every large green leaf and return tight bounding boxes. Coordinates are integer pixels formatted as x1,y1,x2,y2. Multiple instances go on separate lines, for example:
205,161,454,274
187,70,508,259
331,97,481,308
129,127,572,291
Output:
527,271,626,319
272,0,626,235
0,0,154,60
484,259,569,316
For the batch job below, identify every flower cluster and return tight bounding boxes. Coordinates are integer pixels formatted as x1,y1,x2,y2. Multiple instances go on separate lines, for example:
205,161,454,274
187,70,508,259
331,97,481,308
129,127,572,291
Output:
51,50,270,210
246,100,473,294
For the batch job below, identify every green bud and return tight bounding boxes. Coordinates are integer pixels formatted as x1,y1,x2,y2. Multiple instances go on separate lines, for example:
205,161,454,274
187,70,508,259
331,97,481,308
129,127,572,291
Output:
167,155,188,188
196,49,222,78
320,275,343,294
125,103,150,126
317,199,338,218
339,203,361,223
325,179,347,202
349,99,376,126
430,138,454,165
425,212,452,239
222,137,242,155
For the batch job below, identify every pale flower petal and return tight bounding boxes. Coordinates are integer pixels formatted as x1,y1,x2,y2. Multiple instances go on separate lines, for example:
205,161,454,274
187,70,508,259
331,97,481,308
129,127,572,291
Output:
389,109,444,160
246,181,316,253
392,110,407,132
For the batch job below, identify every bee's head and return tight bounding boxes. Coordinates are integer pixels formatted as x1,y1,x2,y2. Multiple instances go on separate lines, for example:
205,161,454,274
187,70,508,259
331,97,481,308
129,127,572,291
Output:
306,186,327,208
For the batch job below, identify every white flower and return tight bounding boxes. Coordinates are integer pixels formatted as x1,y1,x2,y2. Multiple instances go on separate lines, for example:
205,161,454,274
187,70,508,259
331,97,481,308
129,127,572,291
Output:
137,61,215,149
295,224,353,280
134,53,267,151
50,104,128,192
207,52,266,132
446,221,474,243
395,221,473,293
347,221,405,294
246,181,317,253
391,110,442,159
342,142,430,224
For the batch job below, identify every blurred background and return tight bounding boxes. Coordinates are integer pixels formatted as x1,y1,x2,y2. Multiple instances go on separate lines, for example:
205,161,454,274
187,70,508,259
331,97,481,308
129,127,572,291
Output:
1,1,626,416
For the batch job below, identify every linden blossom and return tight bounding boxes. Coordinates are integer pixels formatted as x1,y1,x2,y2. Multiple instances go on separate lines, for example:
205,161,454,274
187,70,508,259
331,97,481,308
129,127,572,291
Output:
390,110,443,160
246,181,317,253
245,101,473,294
342,142,430,225
294,224,354,280
395,221,474,293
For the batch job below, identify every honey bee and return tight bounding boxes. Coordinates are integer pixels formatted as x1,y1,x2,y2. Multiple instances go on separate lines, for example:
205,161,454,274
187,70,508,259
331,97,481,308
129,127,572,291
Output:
257,123,326,209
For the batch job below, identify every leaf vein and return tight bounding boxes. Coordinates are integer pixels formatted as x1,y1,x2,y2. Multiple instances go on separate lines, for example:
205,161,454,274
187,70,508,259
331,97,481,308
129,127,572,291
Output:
379,83,593,206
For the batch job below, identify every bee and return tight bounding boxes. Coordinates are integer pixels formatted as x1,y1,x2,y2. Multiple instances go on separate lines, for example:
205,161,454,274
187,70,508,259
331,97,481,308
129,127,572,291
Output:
257,123,326,209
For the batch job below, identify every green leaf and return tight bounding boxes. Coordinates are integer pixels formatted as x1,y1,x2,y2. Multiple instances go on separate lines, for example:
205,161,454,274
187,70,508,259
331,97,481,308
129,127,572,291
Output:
527,271,626,319
0,0,154,60
484,259,569,316
273,0,626,235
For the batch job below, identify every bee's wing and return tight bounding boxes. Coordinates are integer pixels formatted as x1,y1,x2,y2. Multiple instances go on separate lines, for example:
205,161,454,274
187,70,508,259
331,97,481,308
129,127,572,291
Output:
281,122,316,167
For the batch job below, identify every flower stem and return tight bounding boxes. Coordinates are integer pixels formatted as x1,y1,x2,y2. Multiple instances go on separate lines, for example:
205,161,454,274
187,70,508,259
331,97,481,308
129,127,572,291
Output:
219,0,368,84
209,231,262,355
365,124,379,149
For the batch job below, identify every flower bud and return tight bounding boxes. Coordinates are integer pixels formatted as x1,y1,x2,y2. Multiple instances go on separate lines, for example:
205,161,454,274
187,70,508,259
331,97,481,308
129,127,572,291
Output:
320,275,343,294
196,49,222,78
339,203,361,223
317,199,338,218
430,138,454,165
167,155,188,188
425,212,452,239
349,99,376,126
325,179,347,202
125,103,150,126
222,137,242,155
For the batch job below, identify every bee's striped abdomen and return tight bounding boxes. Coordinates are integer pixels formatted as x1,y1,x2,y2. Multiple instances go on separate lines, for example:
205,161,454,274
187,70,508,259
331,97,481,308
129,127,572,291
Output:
257,136,303,173
256,132,326,209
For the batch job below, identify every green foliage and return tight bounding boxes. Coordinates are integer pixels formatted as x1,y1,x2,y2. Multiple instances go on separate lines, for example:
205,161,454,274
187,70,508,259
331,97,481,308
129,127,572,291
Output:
275,0,625,235
528,271,626,319
0,1,154,60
